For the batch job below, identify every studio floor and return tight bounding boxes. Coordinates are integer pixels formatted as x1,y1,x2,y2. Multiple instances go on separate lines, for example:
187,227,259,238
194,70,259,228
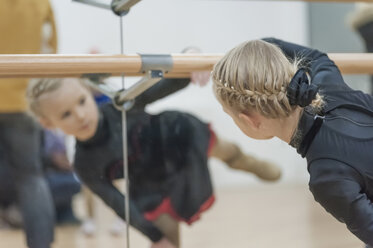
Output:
0,184,363,248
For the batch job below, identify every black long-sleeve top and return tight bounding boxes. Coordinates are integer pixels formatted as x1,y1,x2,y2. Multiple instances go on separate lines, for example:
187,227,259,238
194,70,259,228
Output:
265,38,373,246
73,78,214,242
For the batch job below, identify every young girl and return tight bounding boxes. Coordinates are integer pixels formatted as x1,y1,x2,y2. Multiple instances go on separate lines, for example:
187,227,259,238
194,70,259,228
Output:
212,37,373,247
27,77,281,248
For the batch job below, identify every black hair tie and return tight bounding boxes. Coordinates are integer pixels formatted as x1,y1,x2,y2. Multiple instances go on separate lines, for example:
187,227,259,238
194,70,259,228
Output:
286,68,319,107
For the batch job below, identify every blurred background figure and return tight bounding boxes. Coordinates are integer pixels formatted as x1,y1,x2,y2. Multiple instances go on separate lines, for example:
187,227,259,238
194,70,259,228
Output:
348,3,373,94
42,129,81,226
0,1,57,247
0,129,81,228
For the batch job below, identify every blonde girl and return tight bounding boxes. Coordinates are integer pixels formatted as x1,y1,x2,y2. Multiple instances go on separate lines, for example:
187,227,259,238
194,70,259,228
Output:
212,38,373,247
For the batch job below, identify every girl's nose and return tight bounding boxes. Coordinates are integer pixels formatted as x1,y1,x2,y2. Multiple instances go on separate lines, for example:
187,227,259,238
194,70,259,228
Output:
75,108,85,120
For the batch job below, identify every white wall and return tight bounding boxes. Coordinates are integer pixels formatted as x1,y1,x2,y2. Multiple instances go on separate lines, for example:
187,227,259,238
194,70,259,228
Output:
51,0,310,187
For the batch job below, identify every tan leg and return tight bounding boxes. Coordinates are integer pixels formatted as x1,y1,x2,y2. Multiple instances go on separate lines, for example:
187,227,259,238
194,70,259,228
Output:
83,186,94,218
210,137,282,181
153,214,180,247
210,137,241,162
80,186,97,236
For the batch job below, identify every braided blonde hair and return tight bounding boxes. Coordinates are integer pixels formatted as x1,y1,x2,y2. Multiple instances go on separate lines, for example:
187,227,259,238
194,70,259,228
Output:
212,40,323,119
26,78,87,117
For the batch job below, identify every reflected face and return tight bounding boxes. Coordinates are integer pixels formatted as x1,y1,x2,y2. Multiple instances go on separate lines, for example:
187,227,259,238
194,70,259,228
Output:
39,79,99,141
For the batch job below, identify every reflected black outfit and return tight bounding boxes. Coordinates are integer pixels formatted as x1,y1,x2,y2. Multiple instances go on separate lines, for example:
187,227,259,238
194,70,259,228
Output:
265,38,373,246
74,78,215,242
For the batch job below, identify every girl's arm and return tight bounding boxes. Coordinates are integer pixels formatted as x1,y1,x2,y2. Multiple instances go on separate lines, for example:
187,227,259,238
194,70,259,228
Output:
131,78,190,110
263,38,350,91
309,159,373,246
77,170,165,243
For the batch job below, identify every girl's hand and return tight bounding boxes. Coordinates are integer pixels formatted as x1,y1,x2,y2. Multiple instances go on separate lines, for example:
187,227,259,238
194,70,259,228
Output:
190,70,211,87
183,46,211,87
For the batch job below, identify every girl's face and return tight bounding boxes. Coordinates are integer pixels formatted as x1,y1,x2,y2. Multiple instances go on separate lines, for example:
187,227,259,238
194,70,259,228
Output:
38,79,99,141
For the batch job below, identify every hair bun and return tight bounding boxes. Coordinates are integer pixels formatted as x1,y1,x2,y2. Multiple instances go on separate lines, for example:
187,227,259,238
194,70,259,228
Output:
286,68,319,107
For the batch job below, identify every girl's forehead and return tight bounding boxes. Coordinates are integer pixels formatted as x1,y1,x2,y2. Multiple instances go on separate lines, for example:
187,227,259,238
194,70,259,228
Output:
39,82,87,110
60,80,87,93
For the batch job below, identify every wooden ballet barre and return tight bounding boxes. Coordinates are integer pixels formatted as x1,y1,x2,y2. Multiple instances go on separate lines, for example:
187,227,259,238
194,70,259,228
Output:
266,0,373,2
328,53,373,74
0,54,219,78
0,53,372,78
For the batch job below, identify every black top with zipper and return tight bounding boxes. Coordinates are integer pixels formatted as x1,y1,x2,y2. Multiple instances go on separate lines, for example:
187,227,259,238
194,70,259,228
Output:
265,38,373,246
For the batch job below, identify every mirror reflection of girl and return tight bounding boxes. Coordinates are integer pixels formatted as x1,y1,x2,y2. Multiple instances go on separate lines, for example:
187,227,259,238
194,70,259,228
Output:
27,77,281,248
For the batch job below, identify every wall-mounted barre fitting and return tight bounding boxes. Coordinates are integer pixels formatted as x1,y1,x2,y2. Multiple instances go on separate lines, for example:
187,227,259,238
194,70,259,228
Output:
72,0,141,16
84,54,173,110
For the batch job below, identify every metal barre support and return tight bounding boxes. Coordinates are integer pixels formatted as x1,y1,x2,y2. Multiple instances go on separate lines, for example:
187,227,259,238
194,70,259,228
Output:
72,0,142,16
111,0,141,16
114,70,163,108
139,54,173,73
72,0,111,10
111,54,173,107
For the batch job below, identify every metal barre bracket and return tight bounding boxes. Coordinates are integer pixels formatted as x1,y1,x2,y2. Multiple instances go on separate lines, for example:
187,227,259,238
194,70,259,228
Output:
72,0,111,10
111,0,141,16
83,70,163,111
139,54,173,73
72,0,141,16
81,54,173,111
112,54,173,108
112,54,173,109
113,70,163,110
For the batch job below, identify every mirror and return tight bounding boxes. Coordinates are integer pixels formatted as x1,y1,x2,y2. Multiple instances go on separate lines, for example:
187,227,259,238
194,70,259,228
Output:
0,1,364,247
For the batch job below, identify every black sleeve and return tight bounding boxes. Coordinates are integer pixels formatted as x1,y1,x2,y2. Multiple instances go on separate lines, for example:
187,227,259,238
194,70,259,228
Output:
131,78,190,110
309,159,373,246
262,38,350,91
75,166,164,242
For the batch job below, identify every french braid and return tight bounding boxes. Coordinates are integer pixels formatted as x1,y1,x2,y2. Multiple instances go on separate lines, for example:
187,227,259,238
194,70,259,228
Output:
212,39,323,118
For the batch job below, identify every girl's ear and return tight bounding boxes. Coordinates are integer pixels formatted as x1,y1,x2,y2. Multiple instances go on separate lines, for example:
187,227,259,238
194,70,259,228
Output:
38,117,55,129
238,111,261,130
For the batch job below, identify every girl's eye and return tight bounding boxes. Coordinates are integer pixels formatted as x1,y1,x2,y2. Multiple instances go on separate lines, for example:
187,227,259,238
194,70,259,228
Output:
61,111,71,119
79,96,86,105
